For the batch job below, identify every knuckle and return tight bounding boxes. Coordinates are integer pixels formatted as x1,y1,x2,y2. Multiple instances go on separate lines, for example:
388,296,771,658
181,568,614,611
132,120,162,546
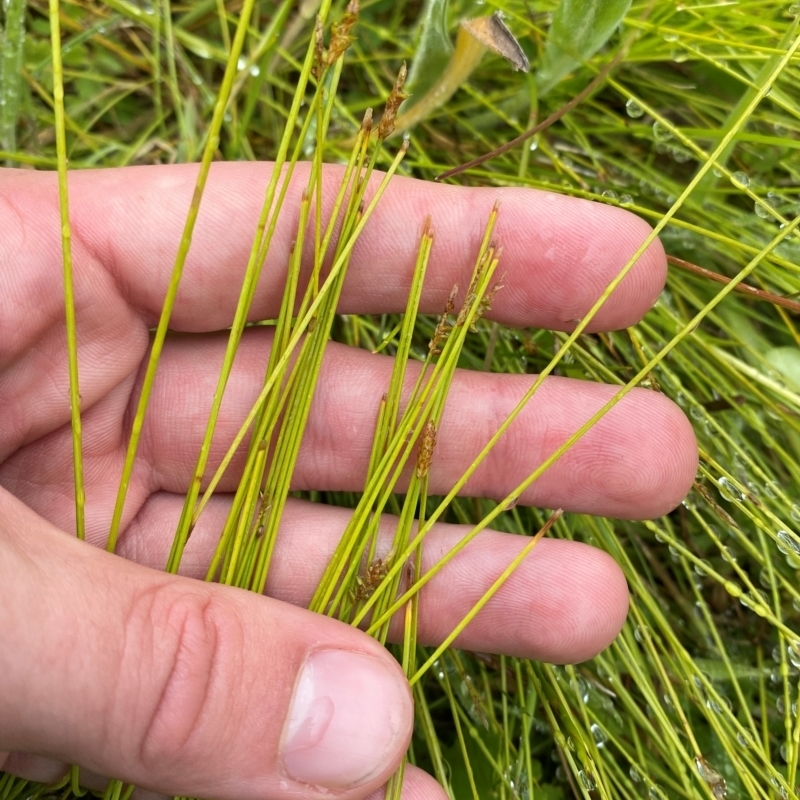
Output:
127,583,238,772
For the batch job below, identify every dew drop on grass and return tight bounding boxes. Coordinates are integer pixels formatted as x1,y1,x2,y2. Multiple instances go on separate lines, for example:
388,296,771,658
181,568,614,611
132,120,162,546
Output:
695,756,722,782
590,723,607,747
755,201,772,219
602,189,618,200
577,770,595,790
630,765,643,782
653,121,673,142
662,30,679,41
737,731,751,747
791,503,800,522
649,785,667,800
788,642,800,668
722,546,737,563
626,98,644,118
529,136,539,151
717,477,743,502
731,171,750,188
776,530,800,555
620,193,633,205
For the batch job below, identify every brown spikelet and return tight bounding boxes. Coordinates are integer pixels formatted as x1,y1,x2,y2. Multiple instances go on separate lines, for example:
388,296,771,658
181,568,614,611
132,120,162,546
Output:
327,0,359,65
378,62,409,139
361,107,373,134
429,285,458,355
354,554,391,601
313,16,325,79
472,271,505,329
416,420,436,478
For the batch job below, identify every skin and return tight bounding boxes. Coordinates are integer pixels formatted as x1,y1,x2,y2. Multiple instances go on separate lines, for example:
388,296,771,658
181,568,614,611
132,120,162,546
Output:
0,163,698,800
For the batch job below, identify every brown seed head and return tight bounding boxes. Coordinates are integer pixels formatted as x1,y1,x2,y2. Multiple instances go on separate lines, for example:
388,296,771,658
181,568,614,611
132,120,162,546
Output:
327,0,359,65
416,420,437,478
378,62,410,139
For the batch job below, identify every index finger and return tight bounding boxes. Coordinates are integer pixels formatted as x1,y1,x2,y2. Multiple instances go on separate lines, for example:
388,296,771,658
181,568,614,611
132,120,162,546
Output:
1,162,665,333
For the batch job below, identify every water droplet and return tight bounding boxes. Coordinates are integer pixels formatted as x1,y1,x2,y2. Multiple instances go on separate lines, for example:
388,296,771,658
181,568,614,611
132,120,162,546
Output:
620,194,633,205
731,171,750,188
577,770,595,790
630,765,643,782
791,2,800,16
755,201,772,219
602,189,618,201
722,546,737,563
653,121,673,142
626,98,644,118
788,642,800,668
781,742,790,761
662,31,679,41
649,785,667,800
694,560,710,576
590,723,607,747
777,530,800,555
690,405,705,421
791,503,800,522
250,64,261,77
237,56,247,70
717,477,743,502
763,480,779,498
740,590,764,613
695,757,727,797
737,730,751,747
528,136,539,151
671,147,692,163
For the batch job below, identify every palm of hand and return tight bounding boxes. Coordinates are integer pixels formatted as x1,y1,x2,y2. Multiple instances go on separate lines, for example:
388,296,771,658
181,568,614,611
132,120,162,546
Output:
0,163,697,800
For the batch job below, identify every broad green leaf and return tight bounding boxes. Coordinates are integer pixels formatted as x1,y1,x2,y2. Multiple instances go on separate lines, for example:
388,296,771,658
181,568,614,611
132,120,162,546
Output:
404,0,452,107
536,0,631,97
765,346,800,393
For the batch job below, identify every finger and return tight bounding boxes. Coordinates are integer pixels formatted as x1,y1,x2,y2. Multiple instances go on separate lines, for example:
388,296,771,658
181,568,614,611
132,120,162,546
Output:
0,488,413,800
0,752,69,784
0,329,696,530
363,766,449,800
143,332,696,520
2,762,446,800
116,494,628,664
1,162,664,334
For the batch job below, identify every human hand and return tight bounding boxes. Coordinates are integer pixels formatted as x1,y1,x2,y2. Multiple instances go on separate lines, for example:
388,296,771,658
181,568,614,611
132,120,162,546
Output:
0,164,697,800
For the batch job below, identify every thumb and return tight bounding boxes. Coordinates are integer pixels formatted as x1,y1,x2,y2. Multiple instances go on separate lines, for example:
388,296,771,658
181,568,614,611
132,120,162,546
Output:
0,488,413,799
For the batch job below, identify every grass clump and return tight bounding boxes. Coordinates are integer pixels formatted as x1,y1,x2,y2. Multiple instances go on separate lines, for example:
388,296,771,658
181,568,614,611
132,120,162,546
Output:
1,0,800,798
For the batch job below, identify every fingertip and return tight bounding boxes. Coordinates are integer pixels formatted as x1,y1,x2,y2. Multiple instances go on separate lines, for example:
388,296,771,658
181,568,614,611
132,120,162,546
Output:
524,540,629,665
496,191,667,331
603,389,698,519
364,765,449,800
